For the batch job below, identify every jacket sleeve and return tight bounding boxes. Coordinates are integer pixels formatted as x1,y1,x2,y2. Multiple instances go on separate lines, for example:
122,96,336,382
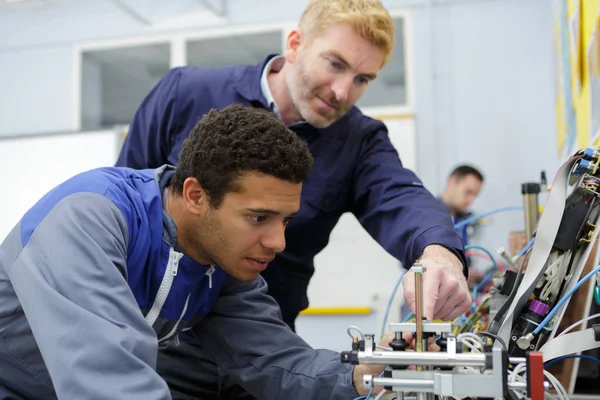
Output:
191,276,359,400
8,193,171,399
115,68,183,169
351,122,467,271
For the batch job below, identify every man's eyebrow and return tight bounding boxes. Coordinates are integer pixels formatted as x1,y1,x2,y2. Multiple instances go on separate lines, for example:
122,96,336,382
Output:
323,51,378,80
247,208,298,217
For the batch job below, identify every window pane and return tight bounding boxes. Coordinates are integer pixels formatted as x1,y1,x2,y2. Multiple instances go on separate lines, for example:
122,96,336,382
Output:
81,44,170,130
187,31,282,68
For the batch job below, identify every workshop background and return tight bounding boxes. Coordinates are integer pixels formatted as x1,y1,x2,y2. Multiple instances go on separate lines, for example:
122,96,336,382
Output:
1,0,598,392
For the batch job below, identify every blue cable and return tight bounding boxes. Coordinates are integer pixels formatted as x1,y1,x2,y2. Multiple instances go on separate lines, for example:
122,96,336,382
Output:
533,264,600,335
470,238,532,303
380,270,407,338
517,237,535,257
544,354,600,369
471,270,494,305
465,244,498,270
453,206,523,230
468,239,534,306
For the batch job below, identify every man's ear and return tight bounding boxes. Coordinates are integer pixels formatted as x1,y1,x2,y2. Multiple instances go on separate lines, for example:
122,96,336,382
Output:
284,28,303,63
182,177,209,215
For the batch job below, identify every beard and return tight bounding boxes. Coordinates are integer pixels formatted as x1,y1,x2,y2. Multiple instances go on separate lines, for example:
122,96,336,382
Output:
190,208,264,283
192,209,230,273
284,61,351,128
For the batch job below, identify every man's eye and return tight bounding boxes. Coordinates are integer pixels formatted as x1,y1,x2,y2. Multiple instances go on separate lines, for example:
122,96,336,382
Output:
251,215,267,223
330,60,344,70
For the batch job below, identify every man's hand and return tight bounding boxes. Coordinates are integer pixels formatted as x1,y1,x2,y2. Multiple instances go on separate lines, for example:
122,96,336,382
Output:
352,364,386,396
402,244,471,321
351,333,441,395
351,335,393,396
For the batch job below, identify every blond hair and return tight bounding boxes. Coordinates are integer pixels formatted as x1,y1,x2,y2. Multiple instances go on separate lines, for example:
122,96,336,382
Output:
298,0,395,67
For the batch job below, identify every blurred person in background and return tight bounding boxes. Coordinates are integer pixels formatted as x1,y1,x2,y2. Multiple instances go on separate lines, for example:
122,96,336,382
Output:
439,165,485,284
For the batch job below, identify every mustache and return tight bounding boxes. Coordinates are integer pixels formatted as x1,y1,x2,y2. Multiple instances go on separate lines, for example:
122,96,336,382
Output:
314,90,343,108
321,95,342,110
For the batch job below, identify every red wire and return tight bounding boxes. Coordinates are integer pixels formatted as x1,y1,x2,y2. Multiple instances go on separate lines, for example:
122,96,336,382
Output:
465,250,507,271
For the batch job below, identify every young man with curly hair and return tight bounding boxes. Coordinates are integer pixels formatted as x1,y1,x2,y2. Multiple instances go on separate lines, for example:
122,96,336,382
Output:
0,105,387,399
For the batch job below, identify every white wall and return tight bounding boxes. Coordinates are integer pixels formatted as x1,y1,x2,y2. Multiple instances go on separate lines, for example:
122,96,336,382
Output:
410,0,557,252
0,130,121,240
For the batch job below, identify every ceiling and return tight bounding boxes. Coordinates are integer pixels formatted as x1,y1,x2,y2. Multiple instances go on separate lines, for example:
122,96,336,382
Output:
0,0,222,21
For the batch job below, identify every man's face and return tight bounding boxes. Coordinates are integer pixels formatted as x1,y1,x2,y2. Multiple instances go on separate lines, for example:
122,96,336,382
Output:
191,173,302,282
284,22,384,128
447,174,483,214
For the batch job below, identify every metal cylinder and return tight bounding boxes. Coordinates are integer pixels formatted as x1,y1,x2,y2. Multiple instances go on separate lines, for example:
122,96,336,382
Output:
368,378,549,392
509,357,527,365
508,381,550,390
522,183,541,240
414,264,424,353
357,351,487,367
371,377,434,391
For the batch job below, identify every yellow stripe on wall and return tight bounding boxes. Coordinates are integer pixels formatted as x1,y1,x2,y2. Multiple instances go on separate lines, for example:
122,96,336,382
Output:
299,307,373,316
371,113,415,121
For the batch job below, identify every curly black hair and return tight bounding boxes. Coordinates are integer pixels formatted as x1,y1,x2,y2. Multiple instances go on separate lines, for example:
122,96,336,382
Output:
171,104,314,207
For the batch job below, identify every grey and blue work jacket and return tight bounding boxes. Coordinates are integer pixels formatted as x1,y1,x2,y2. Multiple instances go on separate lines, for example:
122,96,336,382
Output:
0,166,357,399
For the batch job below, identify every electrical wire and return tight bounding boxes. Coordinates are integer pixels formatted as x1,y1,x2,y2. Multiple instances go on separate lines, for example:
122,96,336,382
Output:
353,367,388,400
465,244,499,271
347,326,365,341
457,332,485,352
471,270,494,300
557,312,600,336
544,354,600,369
453,206,523,230
373,389,387,400
510,363,568,400
533,264,600,335
469,237,536,312
476,331,507,351
380,270,407,338
487,247,532,335
466,251,509,270
516,237,535,258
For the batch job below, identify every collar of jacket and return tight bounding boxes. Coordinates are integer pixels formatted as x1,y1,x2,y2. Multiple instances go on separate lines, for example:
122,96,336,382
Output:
230,54,279,108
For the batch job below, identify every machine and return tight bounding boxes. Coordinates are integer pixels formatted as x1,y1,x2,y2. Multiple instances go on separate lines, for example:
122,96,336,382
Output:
343,147,600,400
